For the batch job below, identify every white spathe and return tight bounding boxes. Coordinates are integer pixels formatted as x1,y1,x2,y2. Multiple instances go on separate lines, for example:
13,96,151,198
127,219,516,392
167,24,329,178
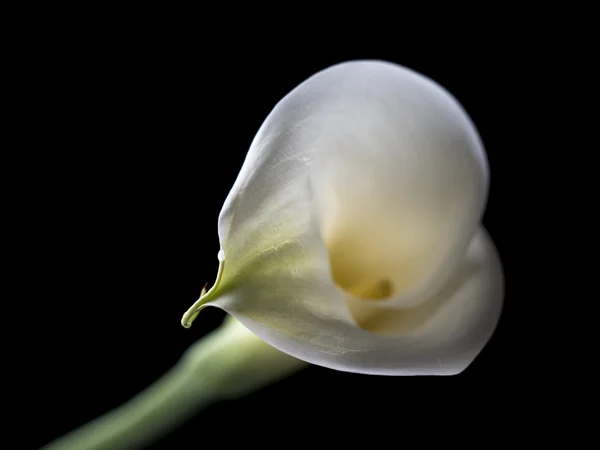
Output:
183,60,504,375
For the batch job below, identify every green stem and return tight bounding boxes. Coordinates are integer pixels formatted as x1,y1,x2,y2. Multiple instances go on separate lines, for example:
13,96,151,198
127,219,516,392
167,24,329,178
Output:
41,316,307,450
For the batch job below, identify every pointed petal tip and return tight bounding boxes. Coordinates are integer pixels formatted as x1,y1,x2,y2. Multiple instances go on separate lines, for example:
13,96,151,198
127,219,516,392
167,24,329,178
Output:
181,308,198,328
181,256,226,329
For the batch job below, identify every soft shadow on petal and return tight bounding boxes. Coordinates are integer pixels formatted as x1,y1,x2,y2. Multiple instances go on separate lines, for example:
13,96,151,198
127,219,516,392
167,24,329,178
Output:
308,61,489,308
345,227,503,338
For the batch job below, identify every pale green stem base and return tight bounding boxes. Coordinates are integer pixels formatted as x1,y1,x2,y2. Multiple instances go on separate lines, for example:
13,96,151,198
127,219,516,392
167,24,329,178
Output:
41,316,307,450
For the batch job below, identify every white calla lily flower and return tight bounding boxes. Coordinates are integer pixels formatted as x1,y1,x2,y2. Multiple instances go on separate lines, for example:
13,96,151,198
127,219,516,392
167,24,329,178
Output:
43,60,504,450
182,60,504,375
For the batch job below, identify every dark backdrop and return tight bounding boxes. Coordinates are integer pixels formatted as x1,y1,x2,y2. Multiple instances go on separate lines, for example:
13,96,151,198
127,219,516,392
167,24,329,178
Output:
24,30,525,449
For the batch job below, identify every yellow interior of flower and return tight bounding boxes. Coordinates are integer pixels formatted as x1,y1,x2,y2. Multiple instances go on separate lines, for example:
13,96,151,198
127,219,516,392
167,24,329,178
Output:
315,146,444,304
325,226,427,301
327,237,393,299
349,278,393,299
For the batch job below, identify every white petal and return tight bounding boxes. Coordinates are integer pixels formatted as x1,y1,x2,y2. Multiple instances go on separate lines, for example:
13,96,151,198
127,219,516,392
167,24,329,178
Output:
184,60,503,375
219,60,489,309
206,227,503,375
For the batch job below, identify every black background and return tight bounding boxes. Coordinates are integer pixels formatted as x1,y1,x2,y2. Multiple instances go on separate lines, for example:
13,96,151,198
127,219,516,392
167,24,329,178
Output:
19,25,531,449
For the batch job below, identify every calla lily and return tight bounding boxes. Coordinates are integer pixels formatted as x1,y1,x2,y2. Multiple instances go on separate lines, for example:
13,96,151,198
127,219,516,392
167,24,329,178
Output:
43,60,503,450
182,59,504,375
